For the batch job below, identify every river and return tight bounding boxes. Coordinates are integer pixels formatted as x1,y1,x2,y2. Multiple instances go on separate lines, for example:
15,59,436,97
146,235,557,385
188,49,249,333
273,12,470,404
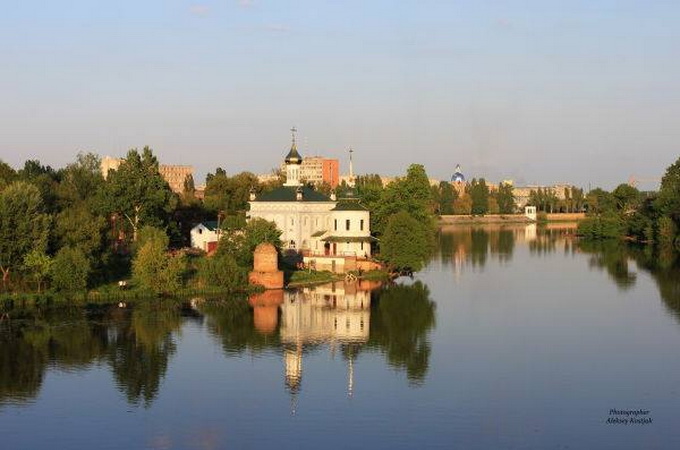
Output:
2,224,680,449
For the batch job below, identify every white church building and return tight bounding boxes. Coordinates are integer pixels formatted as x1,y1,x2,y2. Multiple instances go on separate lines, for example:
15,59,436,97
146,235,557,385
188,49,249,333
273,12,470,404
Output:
248,129,373,260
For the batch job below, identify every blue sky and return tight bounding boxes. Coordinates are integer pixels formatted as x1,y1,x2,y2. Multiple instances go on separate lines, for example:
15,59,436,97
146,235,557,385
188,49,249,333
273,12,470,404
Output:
1,0,679,189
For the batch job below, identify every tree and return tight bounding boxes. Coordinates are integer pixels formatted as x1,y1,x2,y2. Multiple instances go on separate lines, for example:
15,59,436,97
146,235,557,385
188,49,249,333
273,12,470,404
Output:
435,181,457,215
586,188,616,214
56,152,104,209
22,249,53,292
132,233,187,294
204,170,260,215
0,160,17,191
99,147,175,242
51,246,90,292
452,193,473,214
612,184,641,212
0,182,51,285
217,218,282,269
655,156,680,224
135,225,169,253
54,205,107,262
373,164,434,236
495,182,515,214
380,211,431,273
468,178,489,215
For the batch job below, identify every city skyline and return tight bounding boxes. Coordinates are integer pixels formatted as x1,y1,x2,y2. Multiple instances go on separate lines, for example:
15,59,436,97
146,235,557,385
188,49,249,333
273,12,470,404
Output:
3,1,679,190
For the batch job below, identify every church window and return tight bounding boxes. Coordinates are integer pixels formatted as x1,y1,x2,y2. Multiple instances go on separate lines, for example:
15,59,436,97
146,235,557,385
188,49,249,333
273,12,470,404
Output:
334,219,337,231
345,219,350,230
360,219,364,230
291,218,294,226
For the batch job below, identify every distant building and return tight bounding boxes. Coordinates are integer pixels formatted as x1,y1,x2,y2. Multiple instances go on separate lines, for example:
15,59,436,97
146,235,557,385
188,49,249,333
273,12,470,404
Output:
159,165,193,193
190,221,219,253
512,183,575,209
101,156,194,194
300,157,340,188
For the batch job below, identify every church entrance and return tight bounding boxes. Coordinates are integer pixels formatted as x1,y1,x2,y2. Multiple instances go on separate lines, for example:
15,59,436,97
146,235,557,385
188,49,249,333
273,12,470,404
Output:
324,242,330,256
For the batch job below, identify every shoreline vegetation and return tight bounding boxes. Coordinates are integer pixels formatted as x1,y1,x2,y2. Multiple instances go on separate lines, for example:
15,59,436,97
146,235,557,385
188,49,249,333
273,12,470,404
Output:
2,149,679,305
439,213,585,224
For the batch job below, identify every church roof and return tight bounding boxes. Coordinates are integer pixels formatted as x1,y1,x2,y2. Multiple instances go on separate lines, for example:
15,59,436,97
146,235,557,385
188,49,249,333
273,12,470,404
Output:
322,235,377,242
332,201,369,211
254,185,333,202
285,145,302,164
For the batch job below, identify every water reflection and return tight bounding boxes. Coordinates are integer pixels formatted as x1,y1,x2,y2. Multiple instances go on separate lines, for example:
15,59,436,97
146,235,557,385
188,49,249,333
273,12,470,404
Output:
199,279,437,397
0,304,182,408
578,242,680,319
438,223,577,272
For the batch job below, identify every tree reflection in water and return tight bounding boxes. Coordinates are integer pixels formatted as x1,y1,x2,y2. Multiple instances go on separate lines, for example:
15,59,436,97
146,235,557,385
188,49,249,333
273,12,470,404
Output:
0,303,181,408
107,305,181,408
368,281,436,385
579,243,680,320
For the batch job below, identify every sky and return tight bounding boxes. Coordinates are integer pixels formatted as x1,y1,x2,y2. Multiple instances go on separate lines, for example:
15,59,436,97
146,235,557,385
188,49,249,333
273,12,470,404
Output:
1,0,679,190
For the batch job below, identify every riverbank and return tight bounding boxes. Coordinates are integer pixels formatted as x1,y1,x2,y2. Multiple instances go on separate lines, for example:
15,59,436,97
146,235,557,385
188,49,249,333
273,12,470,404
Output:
438,213,585,225
286,269,390,288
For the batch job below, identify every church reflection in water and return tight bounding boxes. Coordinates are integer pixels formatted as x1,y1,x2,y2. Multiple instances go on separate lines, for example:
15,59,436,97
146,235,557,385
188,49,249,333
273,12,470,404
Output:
249,280,380,401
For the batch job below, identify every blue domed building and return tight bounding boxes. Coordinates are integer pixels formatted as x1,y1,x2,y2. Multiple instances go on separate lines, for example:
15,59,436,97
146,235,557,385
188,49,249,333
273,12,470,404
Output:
451,164,465,183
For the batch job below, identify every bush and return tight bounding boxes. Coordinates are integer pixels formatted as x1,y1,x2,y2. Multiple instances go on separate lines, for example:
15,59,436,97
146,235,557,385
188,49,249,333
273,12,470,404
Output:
657,216,678,249
196,253,247,291
577,213,624,240
51,246,90,292
132,242,187,294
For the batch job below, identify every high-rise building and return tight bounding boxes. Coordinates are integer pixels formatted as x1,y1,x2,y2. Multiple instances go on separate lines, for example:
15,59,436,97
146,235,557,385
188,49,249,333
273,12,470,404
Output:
298,156,339,188
101,156,193,194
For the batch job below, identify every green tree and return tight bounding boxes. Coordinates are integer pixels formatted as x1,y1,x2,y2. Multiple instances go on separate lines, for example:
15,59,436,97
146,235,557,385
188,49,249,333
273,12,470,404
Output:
655,156,680,226
373,164,434,236
217,218,282,269
56,152,104,209
612,184,641,212
135,225,170,253
99,147,175,242
51,246,91,292
468,178,489,215
435,181,457,215
380,211,431,273
0,160,17,191
54,205,107,262
132,237,187,295
586,188,616,214
22,249,53,292
496,182,515,214
452,192,473,214
204,170,260,215
0,182,51,285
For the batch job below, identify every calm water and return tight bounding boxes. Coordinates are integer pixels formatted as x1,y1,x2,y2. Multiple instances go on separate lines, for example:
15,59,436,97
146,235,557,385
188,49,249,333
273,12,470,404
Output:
2,224,680,450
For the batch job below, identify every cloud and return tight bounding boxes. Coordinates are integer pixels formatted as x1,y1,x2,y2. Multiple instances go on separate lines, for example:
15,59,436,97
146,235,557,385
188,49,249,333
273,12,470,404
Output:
189,4,210,16
238,0,254,7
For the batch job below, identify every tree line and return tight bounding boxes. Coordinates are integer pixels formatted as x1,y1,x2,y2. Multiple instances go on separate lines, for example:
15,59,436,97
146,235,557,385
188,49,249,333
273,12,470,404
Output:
0,148,285,296
577,156,680,251
0,148,446,295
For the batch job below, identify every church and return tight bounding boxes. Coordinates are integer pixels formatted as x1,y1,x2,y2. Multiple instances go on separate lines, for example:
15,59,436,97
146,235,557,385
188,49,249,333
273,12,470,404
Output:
248,129,373,260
